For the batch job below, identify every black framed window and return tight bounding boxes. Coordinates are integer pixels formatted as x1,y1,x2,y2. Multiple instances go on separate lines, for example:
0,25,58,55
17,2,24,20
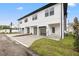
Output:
20,21,22,24
45,10,49,17
50,7,54,16
25,18,28,22
52,27,55,33
35,15,37,20
32,17,34,20
32,14,37,20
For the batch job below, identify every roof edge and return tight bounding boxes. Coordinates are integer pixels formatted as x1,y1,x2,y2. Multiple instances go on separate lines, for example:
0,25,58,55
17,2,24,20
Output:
18,3,57,21
18,3,68,21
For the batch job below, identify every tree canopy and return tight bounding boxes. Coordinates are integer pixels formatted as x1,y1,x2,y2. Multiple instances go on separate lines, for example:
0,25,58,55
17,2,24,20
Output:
73,17,79,52
0,25,10,30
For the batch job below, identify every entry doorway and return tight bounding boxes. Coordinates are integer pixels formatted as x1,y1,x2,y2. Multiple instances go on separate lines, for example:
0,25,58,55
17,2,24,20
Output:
33,27,37,35
27,27,30,34
39,26,46,36
22,28,24,33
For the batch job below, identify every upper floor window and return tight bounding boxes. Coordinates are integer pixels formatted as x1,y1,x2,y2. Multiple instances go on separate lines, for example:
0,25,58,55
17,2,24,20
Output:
50,7,54,16
20,21,22,24
45,10,49,17
32,14,37,20
25,18,28,22
35,15,37,20
32,17,34,20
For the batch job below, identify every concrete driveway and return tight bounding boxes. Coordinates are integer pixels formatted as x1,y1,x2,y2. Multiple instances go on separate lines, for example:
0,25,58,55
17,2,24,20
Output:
6,34,44,47
0,34,28,56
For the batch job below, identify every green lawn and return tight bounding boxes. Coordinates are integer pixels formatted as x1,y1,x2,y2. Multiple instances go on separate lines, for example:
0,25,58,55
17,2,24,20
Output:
30,34,79,56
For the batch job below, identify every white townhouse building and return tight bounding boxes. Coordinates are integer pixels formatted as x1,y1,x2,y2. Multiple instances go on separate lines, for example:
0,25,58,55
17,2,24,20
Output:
18,3,68,39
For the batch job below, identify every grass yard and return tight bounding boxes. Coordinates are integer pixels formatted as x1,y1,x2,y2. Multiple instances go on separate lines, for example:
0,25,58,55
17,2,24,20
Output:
30,34,79,56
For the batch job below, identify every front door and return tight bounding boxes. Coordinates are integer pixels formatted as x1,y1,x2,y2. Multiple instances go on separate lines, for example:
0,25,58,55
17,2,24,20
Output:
27,27,30,34
34,27,37,35
22,28,24,33
39,26,46,36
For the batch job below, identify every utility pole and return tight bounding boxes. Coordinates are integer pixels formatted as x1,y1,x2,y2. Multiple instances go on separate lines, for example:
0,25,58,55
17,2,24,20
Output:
10,22,13,33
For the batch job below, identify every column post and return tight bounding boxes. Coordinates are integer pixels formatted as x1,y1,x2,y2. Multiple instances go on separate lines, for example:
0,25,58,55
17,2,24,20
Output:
37,26,39,36
46,25,49,36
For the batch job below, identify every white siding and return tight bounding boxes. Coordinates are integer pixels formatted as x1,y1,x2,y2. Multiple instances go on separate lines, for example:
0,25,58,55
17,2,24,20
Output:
19,4,61,27
18,3,65,39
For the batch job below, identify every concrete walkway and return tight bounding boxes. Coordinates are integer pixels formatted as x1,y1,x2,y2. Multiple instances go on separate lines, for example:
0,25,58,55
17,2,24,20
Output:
6,34,44,47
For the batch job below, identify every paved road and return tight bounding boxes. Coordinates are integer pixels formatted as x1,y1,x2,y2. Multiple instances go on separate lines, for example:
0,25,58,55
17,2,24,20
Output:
0,34,28,56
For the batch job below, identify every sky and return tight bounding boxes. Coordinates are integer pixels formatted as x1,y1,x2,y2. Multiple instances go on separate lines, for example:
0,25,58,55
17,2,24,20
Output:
0,3,47,25
0,3,79,25
68,3,79,23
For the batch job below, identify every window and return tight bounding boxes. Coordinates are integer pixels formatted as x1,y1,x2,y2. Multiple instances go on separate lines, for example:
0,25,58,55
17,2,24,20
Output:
35,15,37,20
32,14,37,20
50,7,54,16
25,18,28,22
52,27,55,33
45,12,49,17
20,21,22,24
32,17,34,20
45,10,49,17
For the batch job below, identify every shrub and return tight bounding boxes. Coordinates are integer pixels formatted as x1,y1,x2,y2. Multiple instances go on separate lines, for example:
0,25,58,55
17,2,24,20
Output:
73,17,79,52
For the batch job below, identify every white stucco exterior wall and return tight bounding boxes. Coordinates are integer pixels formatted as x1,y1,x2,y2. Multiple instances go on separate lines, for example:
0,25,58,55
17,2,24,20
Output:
18,4,61,27
18,3,65,39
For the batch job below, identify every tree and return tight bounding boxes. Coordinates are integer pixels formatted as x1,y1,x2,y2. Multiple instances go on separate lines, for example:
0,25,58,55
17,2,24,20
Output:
0,25,10,29
73,17,79,52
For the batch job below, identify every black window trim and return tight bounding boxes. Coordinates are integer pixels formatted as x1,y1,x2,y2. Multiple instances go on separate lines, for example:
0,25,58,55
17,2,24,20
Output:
50,7,54,16
45,9,49,17
20,21,22,24
52,27,55,33
32,14,37,20
25,18,28,22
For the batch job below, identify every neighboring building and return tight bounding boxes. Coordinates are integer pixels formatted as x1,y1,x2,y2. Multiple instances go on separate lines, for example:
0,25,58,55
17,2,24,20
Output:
0,29,10,33
0,24,19,33
67,23,74,33
10,23,19,33
18,3,68,39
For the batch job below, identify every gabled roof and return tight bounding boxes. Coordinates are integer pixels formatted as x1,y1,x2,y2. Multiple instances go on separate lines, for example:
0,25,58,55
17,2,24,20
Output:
18,3,68,21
